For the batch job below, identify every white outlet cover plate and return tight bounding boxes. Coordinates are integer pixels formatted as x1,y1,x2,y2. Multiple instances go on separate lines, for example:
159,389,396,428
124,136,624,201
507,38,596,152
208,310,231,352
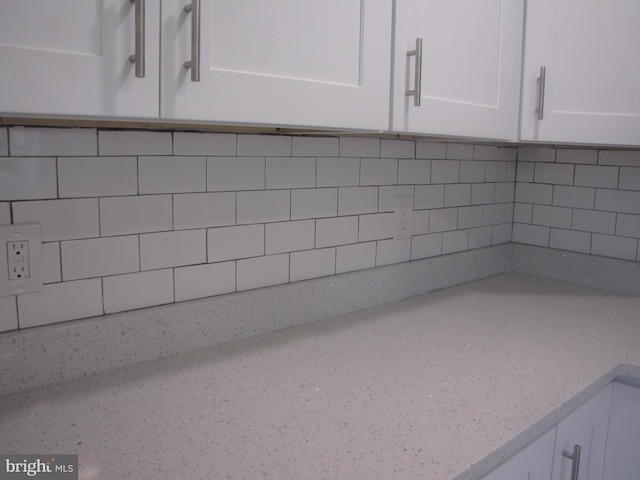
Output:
0,223,43,296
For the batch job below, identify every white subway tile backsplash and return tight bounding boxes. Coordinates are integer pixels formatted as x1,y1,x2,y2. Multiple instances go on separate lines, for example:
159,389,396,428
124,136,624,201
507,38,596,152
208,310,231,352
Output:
549,228,591,254
411,233,442,259
316,157,360,187
516,162,535,183
556,149,598,165
100,195,172,236
237,190,290,224
99,130,171,156
0,296,17,332
469,226,493,249
616,214,640,238
457,206,483,229
0,157,57,200
378,185,413,212
446,144,473,160
237,135,291,156
359,213,394,241
595,189,640,214
431,160,460,183
266,157,316,189
591,234,637,260
483,203,511,226
291,188,337,220
139,156,206,194
42,242,61,284
619,167,640,191
10,127,97,156
360,158,397,186
381,139,415,158
517,147,555,163
338,187,378,216
414,185,444,210
336,242,376,273
316,216,358,247
491,223,512,245
237,254,289,291
506,163,517,182
398,159,430,185
376,238,411,266
485,162,508,182
412,210,429,235
207,157,265,191
173,132,236,156
494,183,515,203
442,229,469,254
416,141,446,159
532,205,572,228
572,209,616,234
513,203,533,224
471,183,495,205
512,223,550,247
103,270,174,314
444,184,471,207
18,279,103,328
13,199,99,241
552,185,595,209
460,161,485,183
141,230,206,270
0,202,9,224
598,150,640,166
429,208,458,233
292,137,339,157
515,183,553,205
339,137,380,157
208,224,264,262
0,128,8,156
574,165,618,188
534,163,574,185
174,261,236,302
474,145,498,160
497,148,517,162
174,192,235,230
62,236,139,281
290,248,336,282
58,156,137,198
266,220,315,254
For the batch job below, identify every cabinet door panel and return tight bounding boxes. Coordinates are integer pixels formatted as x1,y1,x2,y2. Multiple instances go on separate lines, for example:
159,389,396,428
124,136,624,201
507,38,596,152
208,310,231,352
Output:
602,382,640,480
161,0,391,130
0,0,160,118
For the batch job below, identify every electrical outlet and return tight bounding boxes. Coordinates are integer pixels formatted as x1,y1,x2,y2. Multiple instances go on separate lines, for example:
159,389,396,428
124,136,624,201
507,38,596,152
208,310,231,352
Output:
394,195,413,239
0,223,43,296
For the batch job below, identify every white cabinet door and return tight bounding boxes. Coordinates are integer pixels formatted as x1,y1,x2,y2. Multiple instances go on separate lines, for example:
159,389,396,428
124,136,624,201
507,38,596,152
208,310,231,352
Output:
602,381,640,480
0,0,160,119
391,0,524,140
160,0,391,131
482,428,555,480
521,0,640,146
552,384,613,480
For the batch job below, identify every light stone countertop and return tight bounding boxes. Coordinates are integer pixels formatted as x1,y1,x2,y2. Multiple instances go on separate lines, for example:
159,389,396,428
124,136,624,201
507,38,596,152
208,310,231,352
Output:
1,272,640,480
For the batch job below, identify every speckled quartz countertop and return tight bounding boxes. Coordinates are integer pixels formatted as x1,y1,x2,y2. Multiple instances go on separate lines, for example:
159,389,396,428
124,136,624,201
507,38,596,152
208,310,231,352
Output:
2,272,640,480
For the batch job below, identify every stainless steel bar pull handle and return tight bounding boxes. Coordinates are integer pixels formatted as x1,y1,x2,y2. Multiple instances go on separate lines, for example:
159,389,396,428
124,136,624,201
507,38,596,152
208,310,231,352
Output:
536,66,546,120
406,38,423,107
128,0,145,78
562,444,581,480
183,0,201,82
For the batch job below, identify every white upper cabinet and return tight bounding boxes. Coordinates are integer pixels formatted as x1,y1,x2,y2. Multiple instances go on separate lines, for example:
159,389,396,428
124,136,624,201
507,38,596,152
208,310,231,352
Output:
391,0,524,140
0,0,160,119
160,0,392,130
521,0,640,146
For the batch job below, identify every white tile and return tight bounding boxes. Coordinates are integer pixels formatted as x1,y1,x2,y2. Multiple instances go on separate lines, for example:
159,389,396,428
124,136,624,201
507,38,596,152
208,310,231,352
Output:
237,190,290,224
376,238,411,266
173,132,236,156
174,261,236,302
512,223,550,247
174,192,235,230
360,158,397,185
616,214,640,238
431,160,459,183
414,185,444,210
471,183,495,205
103,270,173,314
339,137,380,157
494,183,515,203
411,234,442,260
290,248,336,282
359,213,394,241
208,224,264,262
99,130,171,156
381,139,415,158
598,150,640,166
485,161,508,182
619,167,640,191
140,230,206,270
207,156,265,191
552,186,595,209
595,189,640,214
292,137,339,157
0,202,9,224
516,162,535,183
58,156,137,198
336,242,376,273
416,141,446,159
18,279,103,328
316,216,358,247
61,236,139,281
457,205,483,229
549,228,591,254
317,157,360,187
515,183,553,205
532,205,572,228
460,161,485,183
469,226,493,249
517,147,556,163
506,163,517,182
497,148,517,162
574,165,618,188
0,128,8,156
338,185,378,217
444,184,471,207
237,135,291,156
572,209,616,234
534,163,574,185
0,296,17,332
556,149,598,165
491,223,512,245
266,157,316,189
10,127,97,156
412,209,429,235
591,234,637,260
13,199,99,241
291,188,337,220
442,229,469,254
100,195,172,236
0,157,57,200
398,159,430,184
446,144,473,160
378,185,413,212
236,254,289,291
429,208,458,233
266,220,315,254
42,242,61,284
514,203,533,223
473,145,498,160
139,156,206,194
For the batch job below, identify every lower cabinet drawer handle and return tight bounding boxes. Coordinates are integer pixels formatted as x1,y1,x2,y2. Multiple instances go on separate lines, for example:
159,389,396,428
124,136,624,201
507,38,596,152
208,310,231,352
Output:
562,444,581,480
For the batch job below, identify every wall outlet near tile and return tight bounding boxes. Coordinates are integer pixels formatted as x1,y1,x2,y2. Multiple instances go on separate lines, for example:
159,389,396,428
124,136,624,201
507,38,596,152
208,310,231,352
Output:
0,223,43,296
394,196,413,240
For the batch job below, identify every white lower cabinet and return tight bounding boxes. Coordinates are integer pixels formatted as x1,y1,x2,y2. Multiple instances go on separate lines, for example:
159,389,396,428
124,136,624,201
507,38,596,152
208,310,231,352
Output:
602,381,640,480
